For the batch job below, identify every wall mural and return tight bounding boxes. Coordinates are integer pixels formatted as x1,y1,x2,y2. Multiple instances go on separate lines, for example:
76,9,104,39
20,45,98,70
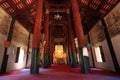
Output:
0,7,11,55
90,21,105,44
90,3,120,44
0,7,28,46
0,7,11,36
0,7,29,71
104,3,120,37
12,21,28,46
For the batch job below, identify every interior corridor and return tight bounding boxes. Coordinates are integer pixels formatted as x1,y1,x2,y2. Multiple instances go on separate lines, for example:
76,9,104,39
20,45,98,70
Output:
0,0,120,80
0,64,120,80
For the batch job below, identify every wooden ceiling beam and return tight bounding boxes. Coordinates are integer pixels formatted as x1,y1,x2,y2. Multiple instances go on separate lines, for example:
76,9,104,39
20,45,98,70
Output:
0,0,7,5
49,9,66,13
7,0,20,16
95,0,108,16
0,0,119,34
104,0,119,16
49,3,65,7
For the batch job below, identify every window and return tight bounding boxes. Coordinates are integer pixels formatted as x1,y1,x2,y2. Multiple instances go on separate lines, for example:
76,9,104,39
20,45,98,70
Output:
15,47,24,63
94,46,105,62
15,47,20,63
18,47,24,63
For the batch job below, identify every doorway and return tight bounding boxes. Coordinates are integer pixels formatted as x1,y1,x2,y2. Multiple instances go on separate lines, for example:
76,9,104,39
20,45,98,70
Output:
53,44,67,64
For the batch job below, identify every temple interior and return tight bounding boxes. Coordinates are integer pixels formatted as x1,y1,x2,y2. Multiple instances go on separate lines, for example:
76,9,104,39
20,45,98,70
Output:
0,0,120,80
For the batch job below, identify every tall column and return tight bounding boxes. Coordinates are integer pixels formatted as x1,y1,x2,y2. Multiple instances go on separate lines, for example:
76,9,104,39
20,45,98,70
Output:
0,16,16,74
66,29,71,65
71,0,90,73
30,0,43,74
101,17,120,72
49,26,53,64
43,8,50,68
68,43,72,65
51,36,54,64
66,9,77,67
26,29,31,68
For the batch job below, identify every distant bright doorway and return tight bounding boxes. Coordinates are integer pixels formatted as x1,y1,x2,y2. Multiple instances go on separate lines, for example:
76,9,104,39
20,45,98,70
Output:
53,45,67,64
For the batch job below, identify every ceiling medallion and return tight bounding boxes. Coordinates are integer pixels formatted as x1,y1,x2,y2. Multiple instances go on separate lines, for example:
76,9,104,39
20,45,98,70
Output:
54,14,62,20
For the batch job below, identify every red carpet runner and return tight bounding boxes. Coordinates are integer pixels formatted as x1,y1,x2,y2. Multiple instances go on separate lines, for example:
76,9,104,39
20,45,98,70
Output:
0,64,120,80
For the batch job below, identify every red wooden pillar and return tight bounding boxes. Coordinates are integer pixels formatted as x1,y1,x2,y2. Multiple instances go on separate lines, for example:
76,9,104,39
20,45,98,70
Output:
51,36,54,63
71,0,90,73
71,0,85,47
43,8,50,68
30,0,43,74
66,9,77,67
49,25,53,63
44,8,49,52
49,24,54,64
68,41,72,65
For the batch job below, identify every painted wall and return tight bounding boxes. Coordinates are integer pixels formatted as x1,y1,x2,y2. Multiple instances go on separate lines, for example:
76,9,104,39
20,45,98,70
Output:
89,2,120,71
0,7,32,72
6,21,29,72
0,7,11,71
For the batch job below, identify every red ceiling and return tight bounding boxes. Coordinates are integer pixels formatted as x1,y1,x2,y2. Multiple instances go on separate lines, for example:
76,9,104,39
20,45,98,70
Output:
0,0,119,33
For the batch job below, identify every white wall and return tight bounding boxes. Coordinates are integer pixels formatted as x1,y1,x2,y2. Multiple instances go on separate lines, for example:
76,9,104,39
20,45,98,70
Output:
89,2,120,72
6,42,27,72
0,34,7,70
91,40,115,71
111,34,120,66
0,7,31,72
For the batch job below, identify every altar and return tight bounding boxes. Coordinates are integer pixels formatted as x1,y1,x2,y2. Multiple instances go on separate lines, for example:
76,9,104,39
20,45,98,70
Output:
53,45,67,64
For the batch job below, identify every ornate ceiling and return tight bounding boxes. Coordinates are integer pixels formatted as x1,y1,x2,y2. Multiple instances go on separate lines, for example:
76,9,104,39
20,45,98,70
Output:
0,0,119,34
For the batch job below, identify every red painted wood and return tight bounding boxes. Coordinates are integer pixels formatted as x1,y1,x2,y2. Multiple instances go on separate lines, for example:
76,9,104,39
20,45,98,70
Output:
67,9,76,53
4,41,11,48
44,8,49,53
71,0,86,47
32,0,43,48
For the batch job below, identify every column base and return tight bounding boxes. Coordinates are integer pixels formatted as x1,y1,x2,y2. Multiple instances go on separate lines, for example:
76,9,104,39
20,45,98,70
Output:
42,53,49,68
79,47,90,74
30,48,39,74
67,53,71,65
83,56,91,74
48,54,51,66
71,52,77,68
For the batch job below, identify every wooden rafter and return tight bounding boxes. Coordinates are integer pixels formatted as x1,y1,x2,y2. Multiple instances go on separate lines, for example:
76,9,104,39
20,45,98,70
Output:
0,0,119,33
